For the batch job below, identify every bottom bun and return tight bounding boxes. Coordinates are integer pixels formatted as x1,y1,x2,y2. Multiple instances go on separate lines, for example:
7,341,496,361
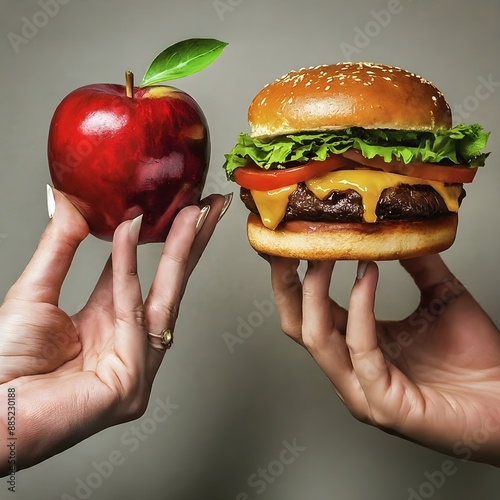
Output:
247,213,458,261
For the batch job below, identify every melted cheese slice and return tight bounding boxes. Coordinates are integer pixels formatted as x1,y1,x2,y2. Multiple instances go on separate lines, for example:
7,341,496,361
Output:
251,170,462,229
251,184,298,230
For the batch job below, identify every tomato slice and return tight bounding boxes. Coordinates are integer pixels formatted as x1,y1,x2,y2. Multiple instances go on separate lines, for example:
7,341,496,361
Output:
233,155,356,191
233,149,477,191
342,149,477,184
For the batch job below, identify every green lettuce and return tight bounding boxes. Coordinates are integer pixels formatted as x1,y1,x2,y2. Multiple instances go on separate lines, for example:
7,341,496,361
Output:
223,124,490,180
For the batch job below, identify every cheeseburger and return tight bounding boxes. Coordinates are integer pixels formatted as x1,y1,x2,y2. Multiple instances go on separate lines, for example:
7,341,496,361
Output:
223,62,489,260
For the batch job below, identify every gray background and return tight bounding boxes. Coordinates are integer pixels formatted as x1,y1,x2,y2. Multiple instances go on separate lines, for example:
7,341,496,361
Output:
1,0,499,499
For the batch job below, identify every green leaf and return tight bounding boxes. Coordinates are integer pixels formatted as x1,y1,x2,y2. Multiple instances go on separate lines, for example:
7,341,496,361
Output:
223,124,490,180
140,38,228,87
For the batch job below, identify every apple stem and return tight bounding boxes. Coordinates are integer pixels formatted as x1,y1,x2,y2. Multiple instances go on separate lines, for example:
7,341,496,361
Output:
125,71,134,98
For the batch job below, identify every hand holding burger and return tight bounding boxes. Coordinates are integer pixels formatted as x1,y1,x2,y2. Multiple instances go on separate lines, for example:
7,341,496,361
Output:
224,62,489,260
267,252,500,468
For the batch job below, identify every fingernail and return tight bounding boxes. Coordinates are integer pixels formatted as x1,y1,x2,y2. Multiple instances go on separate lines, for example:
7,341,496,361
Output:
357,260,368,280
218,192,234,221
129,214,143,243
47,185,56,219
196,205,211,234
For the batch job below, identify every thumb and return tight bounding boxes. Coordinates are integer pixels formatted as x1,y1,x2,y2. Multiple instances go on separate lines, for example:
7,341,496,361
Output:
399,254,461,297
7,186,89,305
399,254,471,312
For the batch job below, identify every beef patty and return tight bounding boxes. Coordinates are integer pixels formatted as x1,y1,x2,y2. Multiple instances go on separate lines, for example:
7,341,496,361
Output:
240,182,465,223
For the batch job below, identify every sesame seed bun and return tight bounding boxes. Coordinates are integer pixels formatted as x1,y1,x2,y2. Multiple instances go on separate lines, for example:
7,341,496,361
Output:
248,62,452,138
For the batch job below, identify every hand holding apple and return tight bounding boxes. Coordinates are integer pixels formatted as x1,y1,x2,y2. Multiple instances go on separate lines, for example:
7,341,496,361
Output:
48,38,227,243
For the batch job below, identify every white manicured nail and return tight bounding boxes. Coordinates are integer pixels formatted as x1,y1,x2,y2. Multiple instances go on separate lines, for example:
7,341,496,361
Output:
357,260,368,280
129,214,143,243
47,185,56,219
196,205,211,234
218,192,234,221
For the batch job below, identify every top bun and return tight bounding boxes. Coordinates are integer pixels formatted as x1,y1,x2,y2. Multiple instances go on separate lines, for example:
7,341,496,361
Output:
248,62,452,138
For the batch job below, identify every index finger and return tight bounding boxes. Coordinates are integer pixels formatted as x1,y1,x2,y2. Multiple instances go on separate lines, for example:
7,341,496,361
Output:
270,256,303,344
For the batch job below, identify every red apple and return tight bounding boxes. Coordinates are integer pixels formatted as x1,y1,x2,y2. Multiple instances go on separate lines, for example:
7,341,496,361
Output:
48,82,210,243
